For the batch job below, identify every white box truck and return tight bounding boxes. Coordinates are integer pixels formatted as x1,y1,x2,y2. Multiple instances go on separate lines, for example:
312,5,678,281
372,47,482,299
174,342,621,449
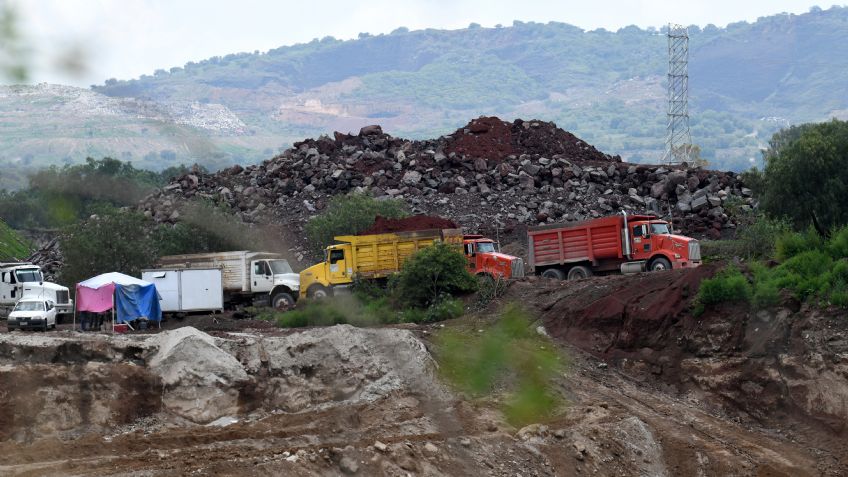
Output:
154,251,299,308
142,268,224,313
1,262,73,319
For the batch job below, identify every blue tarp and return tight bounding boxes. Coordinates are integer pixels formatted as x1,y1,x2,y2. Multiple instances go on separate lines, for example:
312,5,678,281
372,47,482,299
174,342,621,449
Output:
115,283,162,323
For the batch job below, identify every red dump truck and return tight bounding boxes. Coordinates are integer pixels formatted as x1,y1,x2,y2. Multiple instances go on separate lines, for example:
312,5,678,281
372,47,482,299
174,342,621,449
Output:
528,212,701,280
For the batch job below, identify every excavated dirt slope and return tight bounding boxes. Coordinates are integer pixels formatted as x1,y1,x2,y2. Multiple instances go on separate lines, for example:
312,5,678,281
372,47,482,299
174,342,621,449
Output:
1,268,846,476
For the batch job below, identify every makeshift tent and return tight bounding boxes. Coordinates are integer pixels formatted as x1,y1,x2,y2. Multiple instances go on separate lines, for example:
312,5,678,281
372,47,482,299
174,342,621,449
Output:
75,272,162,331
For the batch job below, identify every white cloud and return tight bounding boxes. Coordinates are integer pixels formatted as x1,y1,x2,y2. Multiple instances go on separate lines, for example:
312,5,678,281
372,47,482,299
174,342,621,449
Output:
8,0,837,86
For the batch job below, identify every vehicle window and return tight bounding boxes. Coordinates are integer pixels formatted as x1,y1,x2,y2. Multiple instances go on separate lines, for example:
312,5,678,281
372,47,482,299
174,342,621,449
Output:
466,244,474,255
14,301,45,312
476,242,496,253
15,269,41,283
329,250,345,264
632,226,643,237
253,262,264,275
268,260,293,274
651,223,671,235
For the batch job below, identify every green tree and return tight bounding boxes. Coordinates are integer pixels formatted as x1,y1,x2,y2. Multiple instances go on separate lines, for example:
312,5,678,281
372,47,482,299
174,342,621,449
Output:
392,243,477,308
59,208,157,287
305,192,408,253
759,120,848,232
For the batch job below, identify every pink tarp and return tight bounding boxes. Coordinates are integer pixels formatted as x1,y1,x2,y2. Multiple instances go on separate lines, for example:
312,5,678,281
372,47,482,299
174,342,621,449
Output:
75,282,116,313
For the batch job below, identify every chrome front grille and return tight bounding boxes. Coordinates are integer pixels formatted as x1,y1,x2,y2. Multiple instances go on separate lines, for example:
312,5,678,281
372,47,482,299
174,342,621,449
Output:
511,258,526,278
689,241,702,261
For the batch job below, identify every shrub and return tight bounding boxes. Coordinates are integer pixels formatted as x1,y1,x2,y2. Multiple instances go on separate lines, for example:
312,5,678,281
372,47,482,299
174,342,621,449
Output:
435,304,564,426
830,283,848,308
775,228,823,261
475,275,509,308
392,243,478,308
695,266,752,310
752,281,781,308
827,226,848,259
305,192,408,253
736,215,791,259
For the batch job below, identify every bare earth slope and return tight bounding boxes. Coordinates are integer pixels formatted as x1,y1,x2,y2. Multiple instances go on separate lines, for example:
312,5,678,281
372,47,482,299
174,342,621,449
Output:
1,268,846,476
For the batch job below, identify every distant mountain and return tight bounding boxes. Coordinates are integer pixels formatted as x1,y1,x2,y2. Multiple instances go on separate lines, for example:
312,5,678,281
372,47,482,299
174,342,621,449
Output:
1,6,846,188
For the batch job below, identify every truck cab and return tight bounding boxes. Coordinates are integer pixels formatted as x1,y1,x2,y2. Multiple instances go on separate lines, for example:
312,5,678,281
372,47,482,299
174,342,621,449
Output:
1,263,46,317
624,218,701,270
299,243,353,299
249,258,301,307
462,236,525,279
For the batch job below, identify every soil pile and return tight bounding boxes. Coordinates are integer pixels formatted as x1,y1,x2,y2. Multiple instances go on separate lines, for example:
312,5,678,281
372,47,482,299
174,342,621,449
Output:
444,117,614,163
148,327,249,423
358,215,459,235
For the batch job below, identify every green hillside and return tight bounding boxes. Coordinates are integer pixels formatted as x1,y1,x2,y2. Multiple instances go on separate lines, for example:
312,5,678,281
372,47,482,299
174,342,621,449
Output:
1,6,846,184
0,219,31,261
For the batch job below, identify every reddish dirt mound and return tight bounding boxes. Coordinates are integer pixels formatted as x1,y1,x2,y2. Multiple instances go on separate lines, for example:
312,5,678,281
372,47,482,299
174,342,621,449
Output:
444,116,516,161
512,119,618,162
444,116,618,162
359,215,459,235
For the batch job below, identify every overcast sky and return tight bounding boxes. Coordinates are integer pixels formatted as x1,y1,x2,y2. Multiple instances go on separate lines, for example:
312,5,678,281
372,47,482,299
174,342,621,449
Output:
12,0,839,87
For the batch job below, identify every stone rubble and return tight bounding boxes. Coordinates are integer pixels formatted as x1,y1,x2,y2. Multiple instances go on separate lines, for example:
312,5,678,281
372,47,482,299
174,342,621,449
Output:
133,116,754,261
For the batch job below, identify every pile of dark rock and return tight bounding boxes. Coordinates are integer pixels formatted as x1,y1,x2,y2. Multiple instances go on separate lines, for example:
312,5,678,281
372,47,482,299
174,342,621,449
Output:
139,117,755,261
26,237,62,282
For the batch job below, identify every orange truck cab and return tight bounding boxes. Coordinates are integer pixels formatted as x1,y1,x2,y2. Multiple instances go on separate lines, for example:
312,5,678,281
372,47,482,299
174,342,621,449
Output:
462,235,525,279
528,212,701,280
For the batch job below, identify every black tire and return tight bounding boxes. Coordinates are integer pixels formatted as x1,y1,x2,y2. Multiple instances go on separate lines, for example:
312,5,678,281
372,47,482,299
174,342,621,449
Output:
6,325,12,332
541,268,566,280
307,285,331,299
272,291,295,308
649,257,672,272
567,265,593,280
42,322,48,332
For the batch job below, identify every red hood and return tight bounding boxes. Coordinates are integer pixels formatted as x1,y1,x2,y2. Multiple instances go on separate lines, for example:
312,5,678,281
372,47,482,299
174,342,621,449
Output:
480,252,519,261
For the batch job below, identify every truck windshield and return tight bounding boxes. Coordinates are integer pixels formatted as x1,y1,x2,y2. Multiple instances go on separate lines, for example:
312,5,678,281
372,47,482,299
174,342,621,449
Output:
476,242,496,253
650,223,671,235
268,260,293,274
14,301,44,312
15,269,42,283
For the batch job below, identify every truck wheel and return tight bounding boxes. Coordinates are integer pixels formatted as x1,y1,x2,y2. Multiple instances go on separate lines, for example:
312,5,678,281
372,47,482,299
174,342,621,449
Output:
272,292,295,308
307,285,331,299
567,265,593,280
649,257,672,272
541,269,566,280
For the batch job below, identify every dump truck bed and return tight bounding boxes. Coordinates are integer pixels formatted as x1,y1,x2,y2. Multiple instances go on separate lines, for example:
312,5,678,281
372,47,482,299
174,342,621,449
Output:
338,228,463,278
528,216,628,267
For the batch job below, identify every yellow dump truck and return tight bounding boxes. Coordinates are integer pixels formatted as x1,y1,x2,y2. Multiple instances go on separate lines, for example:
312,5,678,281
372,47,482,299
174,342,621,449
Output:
299,228,463,298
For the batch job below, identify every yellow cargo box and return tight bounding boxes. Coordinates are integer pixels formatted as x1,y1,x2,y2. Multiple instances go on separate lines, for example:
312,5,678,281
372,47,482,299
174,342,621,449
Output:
299,228,462,298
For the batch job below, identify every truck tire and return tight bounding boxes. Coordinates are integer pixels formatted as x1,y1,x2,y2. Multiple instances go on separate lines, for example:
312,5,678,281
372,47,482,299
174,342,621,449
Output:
567,265,593,280
307,285,331,299
541,268,566,280
272,291,295,308
649,257,672,272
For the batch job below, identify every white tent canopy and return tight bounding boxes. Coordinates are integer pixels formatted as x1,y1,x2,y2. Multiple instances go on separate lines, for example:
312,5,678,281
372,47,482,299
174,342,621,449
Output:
78,272,152,290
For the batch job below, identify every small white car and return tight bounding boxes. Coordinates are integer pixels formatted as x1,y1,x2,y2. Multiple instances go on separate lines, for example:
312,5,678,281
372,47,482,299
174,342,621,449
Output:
7,298,57,331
